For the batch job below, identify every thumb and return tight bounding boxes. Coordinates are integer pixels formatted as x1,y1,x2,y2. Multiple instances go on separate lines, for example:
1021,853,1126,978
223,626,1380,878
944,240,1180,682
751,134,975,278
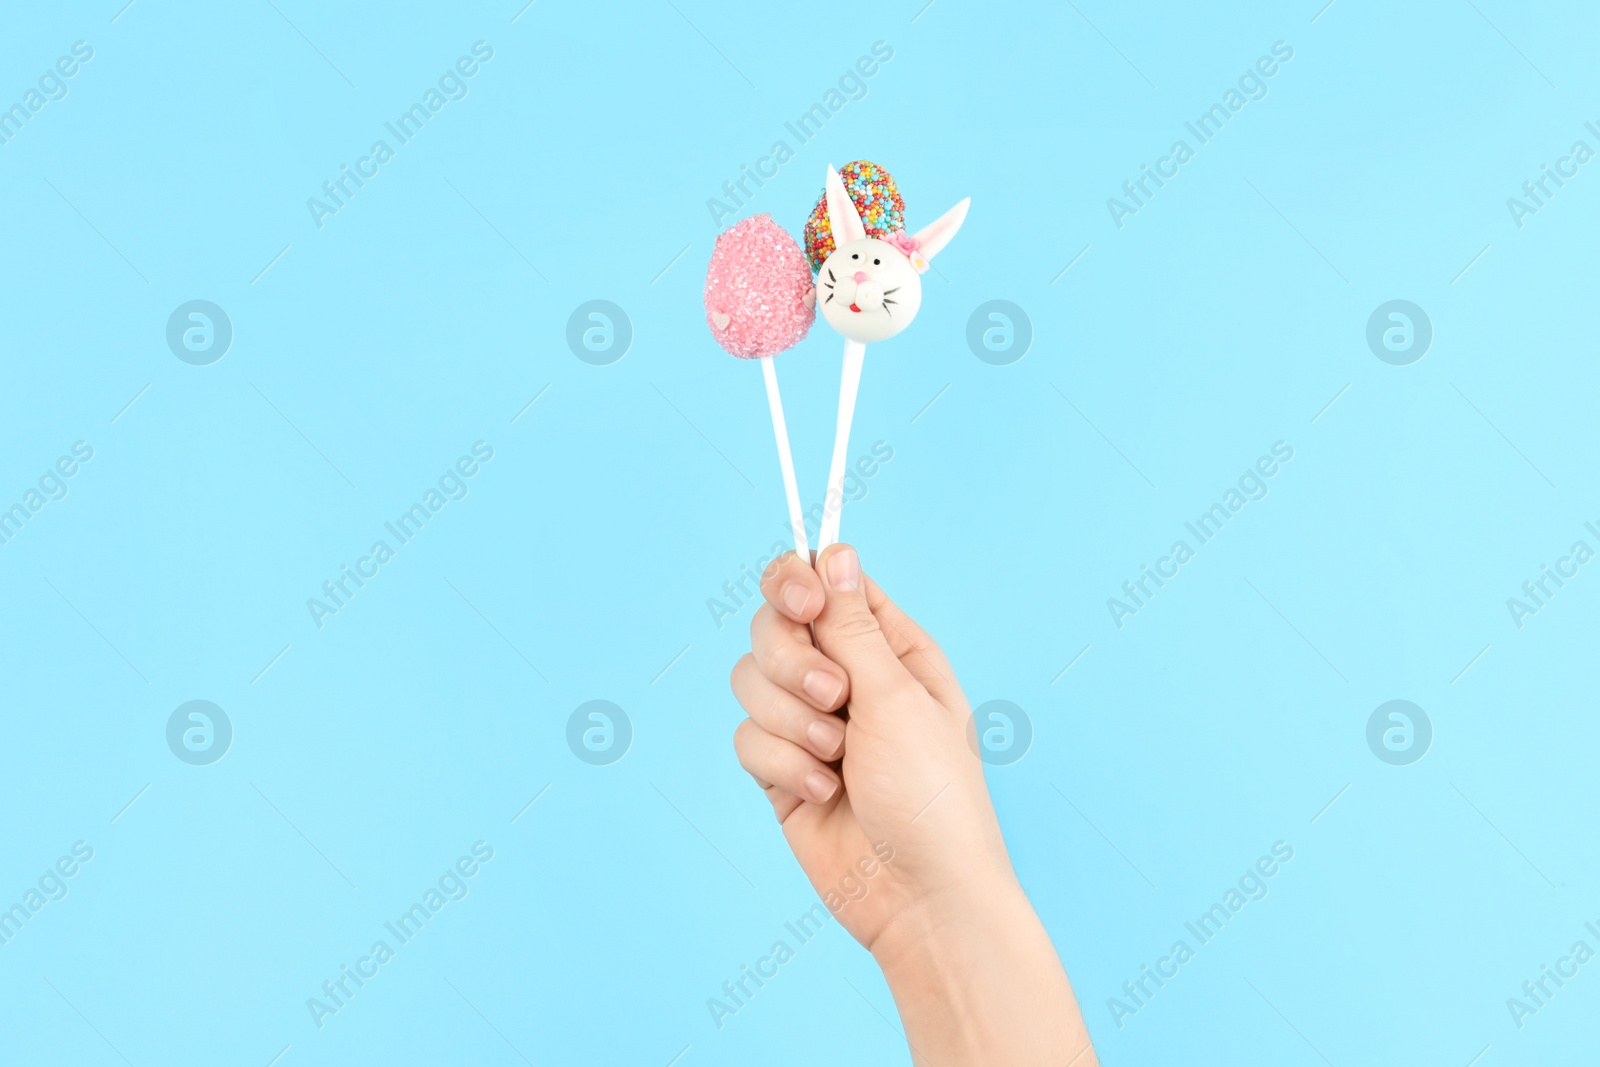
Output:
813,544,914,703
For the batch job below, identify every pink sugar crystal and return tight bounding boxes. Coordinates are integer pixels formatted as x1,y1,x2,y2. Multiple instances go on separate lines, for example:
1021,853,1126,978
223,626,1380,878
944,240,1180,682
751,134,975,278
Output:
704,214,816,359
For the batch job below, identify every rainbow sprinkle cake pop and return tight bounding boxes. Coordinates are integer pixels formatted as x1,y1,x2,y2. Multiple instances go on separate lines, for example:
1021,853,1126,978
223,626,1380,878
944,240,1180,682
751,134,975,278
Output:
803,160,905,271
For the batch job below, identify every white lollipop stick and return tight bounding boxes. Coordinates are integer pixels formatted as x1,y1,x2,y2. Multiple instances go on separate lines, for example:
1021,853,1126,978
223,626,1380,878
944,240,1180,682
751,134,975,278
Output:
809,164,967,555
817,338,866,554
704,213,819,565
761,355,810,563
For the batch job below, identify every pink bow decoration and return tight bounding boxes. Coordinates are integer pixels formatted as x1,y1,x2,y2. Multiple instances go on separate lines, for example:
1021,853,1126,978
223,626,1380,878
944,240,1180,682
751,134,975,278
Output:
885,230,929,273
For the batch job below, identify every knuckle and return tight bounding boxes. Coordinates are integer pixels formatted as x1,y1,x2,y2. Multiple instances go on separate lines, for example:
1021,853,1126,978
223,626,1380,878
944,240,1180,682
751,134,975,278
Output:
888,676,923,704
732,717,757,753
764,638,800,681
760,552,788,589
759,686,788,727
730,653,755,693
830,605,885,643
749,602,773,643
905,632,942,666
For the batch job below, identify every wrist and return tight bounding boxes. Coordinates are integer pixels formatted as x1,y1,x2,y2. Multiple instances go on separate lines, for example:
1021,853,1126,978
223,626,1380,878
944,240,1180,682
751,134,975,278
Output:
869,871,1028,973
869,876,1093,1066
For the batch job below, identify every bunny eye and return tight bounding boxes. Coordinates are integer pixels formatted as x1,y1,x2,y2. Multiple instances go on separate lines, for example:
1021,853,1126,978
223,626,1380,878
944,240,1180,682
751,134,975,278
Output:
850,253,859,260
872,258,880,265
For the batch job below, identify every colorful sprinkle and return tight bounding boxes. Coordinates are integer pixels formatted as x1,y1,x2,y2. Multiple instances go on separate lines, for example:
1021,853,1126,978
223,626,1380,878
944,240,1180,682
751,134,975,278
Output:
803,160,906,271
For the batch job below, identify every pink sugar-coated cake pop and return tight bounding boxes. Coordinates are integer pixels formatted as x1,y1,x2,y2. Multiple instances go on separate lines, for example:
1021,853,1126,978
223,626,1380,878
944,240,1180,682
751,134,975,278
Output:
704,214,816,359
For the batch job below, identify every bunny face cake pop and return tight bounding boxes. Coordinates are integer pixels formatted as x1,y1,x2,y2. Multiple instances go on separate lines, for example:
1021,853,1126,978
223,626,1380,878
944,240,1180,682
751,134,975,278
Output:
804,161,970,553
817,234,925,343
806,162,969,345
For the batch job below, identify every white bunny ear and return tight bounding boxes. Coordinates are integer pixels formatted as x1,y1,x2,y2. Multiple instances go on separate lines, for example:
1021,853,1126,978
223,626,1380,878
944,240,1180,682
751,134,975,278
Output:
824,165,867,246
911,197,970,262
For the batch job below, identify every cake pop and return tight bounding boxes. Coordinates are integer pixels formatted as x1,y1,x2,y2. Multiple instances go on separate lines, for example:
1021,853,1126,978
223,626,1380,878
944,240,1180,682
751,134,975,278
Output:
807,163,969,551
705,214,818,560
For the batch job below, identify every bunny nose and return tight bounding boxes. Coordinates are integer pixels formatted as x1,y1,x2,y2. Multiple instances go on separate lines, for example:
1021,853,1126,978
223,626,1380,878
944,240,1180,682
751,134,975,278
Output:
852,271,868,283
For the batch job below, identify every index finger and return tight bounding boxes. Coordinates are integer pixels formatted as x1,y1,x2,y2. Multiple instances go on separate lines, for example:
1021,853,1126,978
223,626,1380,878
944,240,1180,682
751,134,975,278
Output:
759,550,826,624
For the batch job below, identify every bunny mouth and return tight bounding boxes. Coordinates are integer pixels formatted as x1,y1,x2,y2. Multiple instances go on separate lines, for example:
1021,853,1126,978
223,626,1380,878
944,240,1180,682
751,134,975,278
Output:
849,287,901,314
823,267,899,316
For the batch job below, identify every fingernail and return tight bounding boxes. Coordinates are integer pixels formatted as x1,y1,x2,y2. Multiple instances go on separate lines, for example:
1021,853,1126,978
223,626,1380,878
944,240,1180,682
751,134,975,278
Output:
807,716,845,755
803,670,843,708
804,770,838,803
782,584,812,617
827,548,859,591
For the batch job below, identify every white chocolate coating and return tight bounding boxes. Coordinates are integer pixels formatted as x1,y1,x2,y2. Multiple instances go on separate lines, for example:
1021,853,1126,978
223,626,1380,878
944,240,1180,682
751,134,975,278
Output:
815,237,924,343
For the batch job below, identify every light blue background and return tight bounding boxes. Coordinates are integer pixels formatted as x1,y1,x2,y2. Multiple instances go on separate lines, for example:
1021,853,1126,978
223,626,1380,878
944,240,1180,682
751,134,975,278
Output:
1,0,1596,1064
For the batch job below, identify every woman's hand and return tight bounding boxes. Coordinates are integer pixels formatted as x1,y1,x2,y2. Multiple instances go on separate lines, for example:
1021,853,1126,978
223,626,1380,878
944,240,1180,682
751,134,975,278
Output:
730,543,1098,1066
730,541,1006,950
